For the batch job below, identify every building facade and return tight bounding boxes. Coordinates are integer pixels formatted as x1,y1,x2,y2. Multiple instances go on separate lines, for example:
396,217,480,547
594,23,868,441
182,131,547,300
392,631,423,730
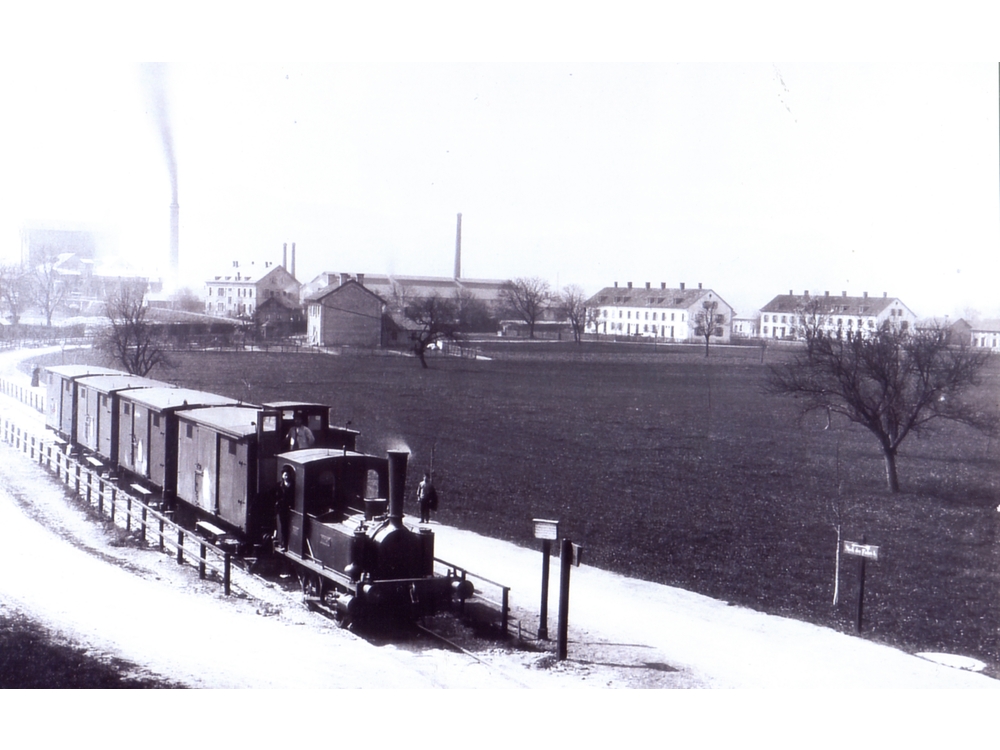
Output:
205,261,301,318
305,279,386,348
585,282,734,343
759,291,916,340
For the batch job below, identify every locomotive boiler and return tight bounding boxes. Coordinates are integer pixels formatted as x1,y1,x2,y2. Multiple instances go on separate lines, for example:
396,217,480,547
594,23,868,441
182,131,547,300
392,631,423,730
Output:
275,448,473,623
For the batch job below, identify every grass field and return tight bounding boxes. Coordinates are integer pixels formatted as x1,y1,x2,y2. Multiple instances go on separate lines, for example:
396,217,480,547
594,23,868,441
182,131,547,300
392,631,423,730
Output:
31,341,1000,673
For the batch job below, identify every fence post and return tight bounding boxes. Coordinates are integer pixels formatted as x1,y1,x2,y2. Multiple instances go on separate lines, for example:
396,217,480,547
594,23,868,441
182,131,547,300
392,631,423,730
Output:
199,543,207,579
177,529,184,564
110,487,117,525
502,586,510,636
159,517,165,551
98,478,104,515
86,471,92,505
224,552,231,596
75,463,81,494
141,506,147,543
126,495,132,532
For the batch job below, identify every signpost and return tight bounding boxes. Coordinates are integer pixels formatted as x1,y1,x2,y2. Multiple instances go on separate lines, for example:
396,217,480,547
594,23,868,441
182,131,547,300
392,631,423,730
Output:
557,539,583,660
532,519,559,640
843,539,881,633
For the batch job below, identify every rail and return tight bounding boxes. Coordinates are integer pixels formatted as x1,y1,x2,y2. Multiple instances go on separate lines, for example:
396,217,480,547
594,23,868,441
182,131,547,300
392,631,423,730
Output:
0,415,240,597
434,556,516,637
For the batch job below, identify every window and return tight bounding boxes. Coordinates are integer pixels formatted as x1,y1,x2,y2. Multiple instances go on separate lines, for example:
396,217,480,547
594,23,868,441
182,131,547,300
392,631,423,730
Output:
185,424,194,439
123,404,130,415
153,414,160,427
671,313,675,321
764,315,769,322
763,326,769,334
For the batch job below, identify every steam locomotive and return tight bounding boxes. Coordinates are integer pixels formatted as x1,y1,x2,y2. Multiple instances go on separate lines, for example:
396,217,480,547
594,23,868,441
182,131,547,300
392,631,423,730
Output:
42,364,473,625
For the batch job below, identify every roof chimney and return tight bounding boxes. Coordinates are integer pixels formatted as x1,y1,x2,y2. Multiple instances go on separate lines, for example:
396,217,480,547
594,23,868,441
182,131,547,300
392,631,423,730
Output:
883,292,888,298
339,273,350,286
842,291,847,297
645,282,650,289
789,289,793,296
680,282,685,290
661,282,666,289
356,273,364,286
614,281,618,287
824,291,829,297
863,291,868,298
804,290,809,296
627,281,632,289
698,282,703,289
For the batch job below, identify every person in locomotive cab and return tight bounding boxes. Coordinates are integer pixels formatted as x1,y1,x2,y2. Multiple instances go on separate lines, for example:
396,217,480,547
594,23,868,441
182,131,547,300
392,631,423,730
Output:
417,472,438,523
286,415,316,450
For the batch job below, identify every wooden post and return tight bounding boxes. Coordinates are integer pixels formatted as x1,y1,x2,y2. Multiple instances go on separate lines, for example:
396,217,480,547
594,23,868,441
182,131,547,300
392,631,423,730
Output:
539,538,552,639
158,517,165,551
86,472,92,506
141,506,147,543
110,488,117,525
501,587,510,636
177,529,184,564
98,478,104,515
557,538,573,660
224,552,231,596
856,542,868,633
75,463,80,494
199,543,207,579
126,495,132,532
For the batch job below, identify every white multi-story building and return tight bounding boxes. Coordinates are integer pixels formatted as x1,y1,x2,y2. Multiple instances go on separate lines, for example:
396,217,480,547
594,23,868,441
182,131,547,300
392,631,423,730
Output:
759,290,916,340
205,261,300,318
585,281,734,342
969,320,1000,350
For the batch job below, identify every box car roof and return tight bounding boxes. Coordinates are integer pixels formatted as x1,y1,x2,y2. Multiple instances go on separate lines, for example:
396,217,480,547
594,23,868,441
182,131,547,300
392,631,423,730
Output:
45,365,124,378
277,448,368,462
75,374,168,393
177,405,268,439
265,401,329,410
119,386,239,410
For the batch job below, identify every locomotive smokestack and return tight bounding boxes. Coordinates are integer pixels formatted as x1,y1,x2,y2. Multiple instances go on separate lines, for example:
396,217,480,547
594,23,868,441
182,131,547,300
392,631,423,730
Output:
387,450,408,528
454,213,462,279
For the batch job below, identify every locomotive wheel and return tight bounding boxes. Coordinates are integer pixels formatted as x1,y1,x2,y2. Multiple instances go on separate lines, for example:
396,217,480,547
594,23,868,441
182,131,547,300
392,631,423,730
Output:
299,572,325,600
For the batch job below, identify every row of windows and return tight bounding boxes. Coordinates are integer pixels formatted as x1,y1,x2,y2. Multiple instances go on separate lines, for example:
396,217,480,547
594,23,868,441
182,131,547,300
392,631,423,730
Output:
601,309,685,322
605,322,680,335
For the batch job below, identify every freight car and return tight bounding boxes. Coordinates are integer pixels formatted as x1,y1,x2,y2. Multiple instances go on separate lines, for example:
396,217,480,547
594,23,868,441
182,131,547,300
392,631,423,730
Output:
41,364,473,626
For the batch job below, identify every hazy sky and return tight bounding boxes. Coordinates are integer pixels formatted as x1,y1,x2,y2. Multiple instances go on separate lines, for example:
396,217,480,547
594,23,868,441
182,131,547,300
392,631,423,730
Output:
1,61,997,319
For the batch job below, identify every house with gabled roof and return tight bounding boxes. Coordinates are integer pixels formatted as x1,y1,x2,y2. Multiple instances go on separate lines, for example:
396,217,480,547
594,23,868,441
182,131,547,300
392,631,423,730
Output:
759,290,916,340
304,278,387,348
585,281,735,343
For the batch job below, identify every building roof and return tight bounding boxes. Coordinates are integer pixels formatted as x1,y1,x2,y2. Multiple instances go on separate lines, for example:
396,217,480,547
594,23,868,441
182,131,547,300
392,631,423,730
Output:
760,293,903,317
304,279,387,305
969,319,1000,333
586,285,729,310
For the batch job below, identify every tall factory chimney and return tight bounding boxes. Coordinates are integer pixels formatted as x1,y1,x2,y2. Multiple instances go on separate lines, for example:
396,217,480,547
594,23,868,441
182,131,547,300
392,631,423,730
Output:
283,243,288,270
291,242,296,280
170,201,179,276
454,213,462,279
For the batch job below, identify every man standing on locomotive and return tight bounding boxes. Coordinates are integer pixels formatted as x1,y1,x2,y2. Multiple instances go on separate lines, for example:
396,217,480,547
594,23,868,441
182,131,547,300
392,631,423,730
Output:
417,472,438,523
286,415,316,450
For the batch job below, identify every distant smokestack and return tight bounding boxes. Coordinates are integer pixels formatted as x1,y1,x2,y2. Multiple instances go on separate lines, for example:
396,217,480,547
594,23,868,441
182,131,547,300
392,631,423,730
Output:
283,243,287,269
291,242,296,279
169,201,179,275
454,213,462,279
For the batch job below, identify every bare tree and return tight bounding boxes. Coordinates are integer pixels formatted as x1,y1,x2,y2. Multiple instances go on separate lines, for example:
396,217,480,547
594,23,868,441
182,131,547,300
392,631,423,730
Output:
693,299,725,356
559,284,588,343
404,294,460,369
794,297,830,355
453,289,495,333
499,277,551,338
0,264,31,325
97,280,171,376
767,323,997,492
30,249,70,326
